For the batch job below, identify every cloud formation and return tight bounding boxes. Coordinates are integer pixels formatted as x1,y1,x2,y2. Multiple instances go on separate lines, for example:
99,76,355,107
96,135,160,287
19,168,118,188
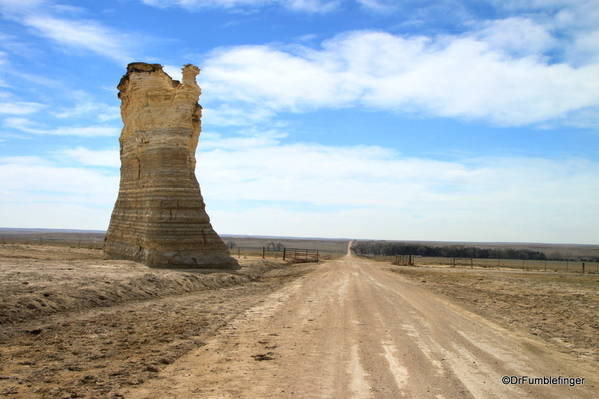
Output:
0,0,139,63
0,155,118,229
141,0,339,13
3,136,597,242
0,97,46,115
194,132,599,242
201,26,599,127
3,117,119,137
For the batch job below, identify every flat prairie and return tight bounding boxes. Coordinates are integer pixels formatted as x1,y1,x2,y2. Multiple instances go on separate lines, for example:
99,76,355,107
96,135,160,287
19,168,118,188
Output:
1,240,598,398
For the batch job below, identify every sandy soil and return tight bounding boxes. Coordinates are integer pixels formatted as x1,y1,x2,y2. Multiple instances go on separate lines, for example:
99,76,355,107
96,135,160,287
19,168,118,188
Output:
1,245,598,398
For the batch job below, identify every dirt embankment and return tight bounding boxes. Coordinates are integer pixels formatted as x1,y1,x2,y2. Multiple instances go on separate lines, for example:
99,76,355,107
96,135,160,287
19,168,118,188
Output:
0,245,251,325
0,244,316,399
391,266,599,365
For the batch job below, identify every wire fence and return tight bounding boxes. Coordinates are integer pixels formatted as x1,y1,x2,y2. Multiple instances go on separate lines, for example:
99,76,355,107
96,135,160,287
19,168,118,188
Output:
412,256,599,274
1,239,323,262
227,247,320,262
1,236,104,249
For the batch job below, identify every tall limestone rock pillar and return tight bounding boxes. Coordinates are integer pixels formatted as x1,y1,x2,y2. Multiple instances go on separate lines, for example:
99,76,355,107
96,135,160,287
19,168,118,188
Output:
103,62,238,269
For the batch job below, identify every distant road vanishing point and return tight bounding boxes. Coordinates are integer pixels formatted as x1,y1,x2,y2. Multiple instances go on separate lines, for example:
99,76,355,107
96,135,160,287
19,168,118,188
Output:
128,254,597,398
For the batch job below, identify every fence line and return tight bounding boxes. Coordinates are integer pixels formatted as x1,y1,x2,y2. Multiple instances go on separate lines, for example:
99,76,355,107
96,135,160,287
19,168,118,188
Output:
0,236,103,249
408,256,599,274
283,248,319,262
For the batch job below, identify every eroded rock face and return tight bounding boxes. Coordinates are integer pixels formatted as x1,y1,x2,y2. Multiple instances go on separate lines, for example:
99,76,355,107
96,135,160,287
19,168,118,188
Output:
103,62,238,269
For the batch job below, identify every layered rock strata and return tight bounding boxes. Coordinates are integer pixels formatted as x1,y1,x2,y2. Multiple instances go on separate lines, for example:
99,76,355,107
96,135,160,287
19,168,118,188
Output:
104,62,238,269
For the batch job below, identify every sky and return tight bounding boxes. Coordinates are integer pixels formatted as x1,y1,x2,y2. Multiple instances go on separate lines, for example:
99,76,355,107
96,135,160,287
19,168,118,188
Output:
0,0,598,244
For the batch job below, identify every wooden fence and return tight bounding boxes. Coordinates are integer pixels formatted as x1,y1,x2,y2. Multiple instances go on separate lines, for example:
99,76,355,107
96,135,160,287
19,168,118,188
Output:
283,248,319,262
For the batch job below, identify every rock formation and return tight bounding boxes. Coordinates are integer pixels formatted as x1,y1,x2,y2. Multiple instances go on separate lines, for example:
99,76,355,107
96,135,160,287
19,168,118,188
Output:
103,62,238,269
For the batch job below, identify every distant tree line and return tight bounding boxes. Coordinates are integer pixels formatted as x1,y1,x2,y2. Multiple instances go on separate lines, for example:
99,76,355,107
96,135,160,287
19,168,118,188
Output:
352,241,551,260
225,241,286,251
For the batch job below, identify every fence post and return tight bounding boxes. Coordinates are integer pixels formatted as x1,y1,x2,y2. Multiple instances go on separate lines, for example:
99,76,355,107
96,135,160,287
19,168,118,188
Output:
471,258,473,268
262,246,265,259
237,247,240,259
582,263,585,274
40,237,43,246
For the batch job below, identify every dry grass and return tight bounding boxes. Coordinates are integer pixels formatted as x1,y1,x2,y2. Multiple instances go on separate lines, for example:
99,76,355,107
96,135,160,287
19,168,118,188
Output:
391,265,599,366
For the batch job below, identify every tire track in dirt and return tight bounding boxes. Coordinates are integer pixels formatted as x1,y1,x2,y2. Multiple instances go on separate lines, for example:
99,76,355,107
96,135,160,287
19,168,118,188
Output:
127,256,599,398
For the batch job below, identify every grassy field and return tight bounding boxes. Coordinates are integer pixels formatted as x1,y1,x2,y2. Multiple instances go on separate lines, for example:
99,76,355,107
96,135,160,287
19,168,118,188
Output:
0,228,105,249
366,255,599,274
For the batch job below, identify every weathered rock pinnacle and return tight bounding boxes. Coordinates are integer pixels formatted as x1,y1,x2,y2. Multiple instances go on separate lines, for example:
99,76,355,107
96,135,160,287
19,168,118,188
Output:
103,62,238,269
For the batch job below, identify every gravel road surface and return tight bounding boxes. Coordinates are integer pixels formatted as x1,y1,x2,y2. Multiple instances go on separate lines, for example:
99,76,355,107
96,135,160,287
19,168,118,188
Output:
129,255,597,399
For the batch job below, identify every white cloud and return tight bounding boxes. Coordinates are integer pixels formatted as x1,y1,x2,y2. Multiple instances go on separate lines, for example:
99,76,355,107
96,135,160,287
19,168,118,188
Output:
0,92,46,115
473,17,556,57
0,160,115,230
0,155,51,165
0,0,139,63
53,95,120,122
199,130,287,149
0,159,118,205
355,0,398,13
0,100,46,115
0,0,46,13
162,65,183,83
493,0,599,26
285,0,338,13
201,29,599,126
141,0,338,13
1,135,597,242
21,15,135,63
59,147,119,167
201,105,276,126
3,117,119,137
0,154,119,230
194,133,599,243
0,202,112,230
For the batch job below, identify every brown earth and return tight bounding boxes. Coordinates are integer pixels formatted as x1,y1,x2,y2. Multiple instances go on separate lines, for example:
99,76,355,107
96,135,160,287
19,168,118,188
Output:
1,245,598,398
389,265,599,365
0,244,316,398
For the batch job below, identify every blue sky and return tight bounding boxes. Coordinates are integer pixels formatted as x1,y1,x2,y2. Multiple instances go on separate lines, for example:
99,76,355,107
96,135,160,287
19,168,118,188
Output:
1,0,598,244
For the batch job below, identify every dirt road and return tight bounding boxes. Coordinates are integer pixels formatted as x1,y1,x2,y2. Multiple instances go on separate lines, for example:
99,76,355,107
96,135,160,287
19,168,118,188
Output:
128,255,597,399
